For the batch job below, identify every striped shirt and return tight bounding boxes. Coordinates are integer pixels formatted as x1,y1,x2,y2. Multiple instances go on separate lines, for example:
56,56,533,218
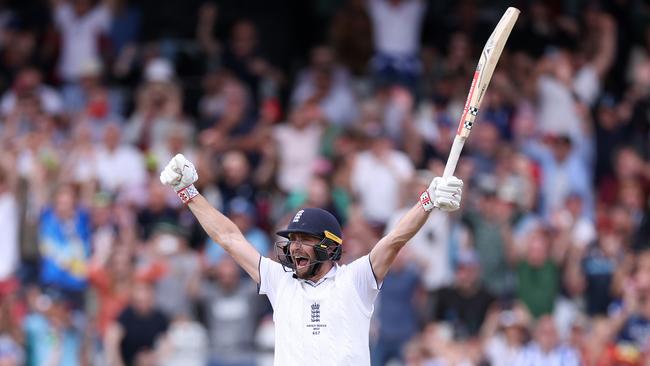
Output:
513,343,580,366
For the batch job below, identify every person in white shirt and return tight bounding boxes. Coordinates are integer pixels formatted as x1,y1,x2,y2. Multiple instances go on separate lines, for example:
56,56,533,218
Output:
513,315,581,366
273,102,324,193
159,154,463,365
93,123,146,194
0,164,19,284
351,128,415,225
366,0,426,90
51,0,111,83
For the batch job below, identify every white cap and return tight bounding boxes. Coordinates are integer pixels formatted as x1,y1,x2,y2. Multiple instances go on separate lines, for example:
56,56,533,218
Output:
145,58,174,82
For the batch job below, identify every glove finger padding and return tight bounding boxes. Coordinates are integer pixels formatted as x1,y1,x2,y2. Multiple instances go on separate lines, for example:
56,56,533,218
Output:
436,185,462,194
432,176,463,211
445,176,464,188
160,169,180,186
172,154,189,174
436,200,460,211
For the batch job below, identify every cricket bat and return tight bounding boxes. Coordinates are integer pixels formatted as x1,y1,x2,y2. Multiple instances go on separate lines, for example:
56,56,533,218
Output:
441,7,520,179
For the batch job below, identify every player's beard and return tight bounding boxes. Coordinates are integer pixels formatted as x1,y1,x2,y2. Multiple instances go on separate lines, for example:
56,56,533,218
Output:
293,253,317,279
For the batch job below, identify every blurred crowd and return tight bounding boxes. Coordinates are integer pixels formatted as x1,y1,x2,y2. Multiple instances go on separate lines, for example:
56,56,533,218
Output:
0,0,649,365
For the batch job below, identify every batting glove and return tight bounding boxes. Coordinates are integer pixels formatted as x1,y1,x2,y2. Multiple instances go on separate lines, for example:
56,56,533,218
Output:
160,154,199,204
420,176,463,212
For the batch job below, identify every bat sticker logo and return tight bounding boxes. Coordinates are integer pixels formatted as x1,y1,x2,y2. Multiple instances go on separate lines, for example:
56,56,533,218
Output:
464,120,474,130
469,106,479,116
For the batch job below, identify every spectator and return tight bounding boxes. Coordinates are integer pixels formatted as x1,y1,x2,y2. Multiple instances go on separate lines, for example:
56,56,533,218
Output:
272,102,325,194
136,181,179,241
88,244,133,337
432,250,495,339
509,225,565,318
462,179,515,298
0,67,63,116
93,123,147,194
371,249,423,366
366,0,426,91
579,226,625,316
157,312,209,366
23,289,86,366
104,281,169,366
385,170,452,291
124,58,190,152
522,133,594,220
193,256,260,366
51,0,112,83
221,19,282,104
284,175,348,225
482,307,530,366
64,58,124,128
350,126,414,226
534,12,616,137
0,163,19,289
0,295,23,366
329,0,373,76
146,224,201,318
38,184,91,308
291,45,358,126
513,315,580,366
217,150,257,212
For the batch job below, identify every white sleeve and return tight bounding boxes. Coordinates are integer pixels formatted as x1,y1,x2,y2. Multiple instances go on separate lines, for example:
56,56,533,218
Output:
573,65,600,106
89,4,111,32
54,3,74,29
258,256,289,307
345,255,382,312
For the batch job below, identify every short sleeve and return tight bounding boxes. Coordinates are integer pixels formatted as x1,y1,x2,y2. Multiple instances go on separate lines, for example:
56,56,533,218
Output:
54,3,74,28
573,65,600,106
258,256,289,307
88,4,112,32
345,255,382,312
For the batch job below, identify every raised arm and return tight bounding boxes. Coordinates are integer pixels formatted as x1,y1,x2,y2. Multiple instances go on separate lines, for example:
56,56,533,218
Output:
187,195,261,282
160,154,261,283
369,176,462,282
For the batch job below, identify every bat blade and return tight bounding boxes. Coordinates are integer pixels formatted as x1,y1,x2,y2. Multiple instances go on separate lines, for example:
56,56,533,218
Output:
442,7,520,179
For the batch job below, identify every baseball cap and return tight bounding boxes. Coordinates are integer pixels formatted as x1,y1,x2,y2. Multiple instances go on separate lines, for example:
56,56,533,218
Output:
277,208,342,244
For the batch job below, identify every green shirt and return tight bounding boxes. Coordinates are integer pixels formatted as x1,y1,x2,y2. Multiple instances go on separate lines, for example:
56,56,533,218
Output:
516,260,559,318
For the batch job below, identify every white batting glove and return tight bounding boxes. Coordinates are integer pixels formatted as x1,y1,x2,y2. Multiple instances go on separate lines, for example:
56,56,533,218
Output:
160,153,199,204
420,176,464,212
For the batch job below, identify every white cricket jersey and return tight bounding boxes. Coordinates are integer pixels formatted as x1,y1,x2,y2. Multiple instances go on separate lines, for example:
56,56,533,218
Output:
259,255,382,366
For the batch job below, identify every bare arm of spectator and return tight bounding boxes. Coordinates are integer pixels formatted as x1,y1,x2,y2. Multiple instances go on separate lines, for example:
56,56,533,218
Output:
0,150,18,194
563,245,586,298
104,323,126,366
504,223,523,266
197,2,220,56
160,154,262,283
252,128,278,187
590,13,617,80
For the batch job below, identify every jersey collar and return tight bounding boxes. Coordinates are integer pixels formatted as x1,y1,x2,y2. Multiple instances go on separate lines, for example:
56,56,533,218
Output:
301,263,339,287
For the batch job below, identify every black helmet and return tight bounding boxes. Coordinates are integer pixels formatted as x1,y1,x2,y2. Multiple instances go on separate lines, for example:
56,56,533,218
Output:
275,208,343,273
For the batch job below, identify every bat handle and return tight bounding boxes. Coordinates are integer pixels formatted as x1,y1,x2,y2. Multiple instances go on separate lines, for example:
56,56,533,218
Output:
442,135,467,178
433,136,466,209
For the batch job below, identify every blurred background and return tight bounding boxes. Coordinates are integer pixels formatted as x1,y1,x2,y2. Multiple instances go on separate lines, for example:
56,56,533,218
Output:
0,0,648,365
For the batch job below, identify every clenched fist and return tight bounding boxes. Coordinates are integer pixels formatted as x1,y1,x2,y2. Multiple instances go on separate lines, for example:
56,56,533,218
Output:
160,154,199,203
420,176,463,212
